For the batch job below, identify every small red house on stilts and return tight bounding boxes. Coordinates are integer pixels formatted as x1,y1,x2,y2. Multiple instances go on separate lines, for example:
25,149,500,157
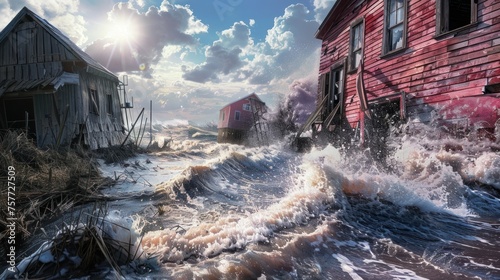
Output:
302,0,500,149
217,93,268,145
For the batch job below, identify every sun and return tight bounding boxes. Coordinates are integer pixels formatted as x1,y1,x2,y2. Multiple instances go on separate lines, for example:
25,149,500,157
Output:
107,20,138,42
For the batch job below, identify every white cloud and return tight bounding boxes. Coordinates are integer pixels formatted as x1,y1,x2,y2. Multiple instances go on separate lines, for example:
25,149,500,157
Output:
131,0,145,8
85,0,208,73
215,21,252,50
0,0,88,46
182,20,254,83
50,13,88,46
313,0,337,23
0,1,17,30
182,4,320,86
244,4,321,85
182,45,244,83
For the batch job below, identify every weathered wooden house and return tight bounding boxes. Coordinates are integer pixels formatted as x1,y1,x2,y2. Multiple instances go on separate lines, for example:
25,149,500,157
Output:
0,7,124,149
217,93,268,144
303,0,500,148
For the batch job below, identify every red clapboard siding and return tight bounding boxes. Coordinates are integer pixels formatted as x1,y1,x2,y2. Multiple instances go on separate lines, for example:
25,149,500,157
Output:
315,0,500,131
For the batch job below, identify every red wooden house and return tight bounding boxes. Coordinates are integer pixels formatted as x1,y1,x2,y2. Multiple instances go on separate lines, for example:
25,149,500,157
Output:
304,0,500,147
217,93,267,144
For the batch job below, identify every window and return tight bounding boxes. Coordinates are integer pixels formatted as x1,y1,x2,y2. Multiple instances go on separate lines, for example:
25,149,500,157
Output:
89,88,99,115
221,111,225,121
328,65,344,115
349,19,364,71
319,60,346,128
383,0,407,55
106,94,113,115
243,103,251,111
436,0,477,36
324,63,346,128
235,111,241,121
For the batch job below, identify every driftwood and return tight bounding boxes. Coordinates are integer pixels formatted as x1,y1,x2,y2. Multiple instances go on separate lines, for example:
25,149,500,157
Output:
121,108,144,147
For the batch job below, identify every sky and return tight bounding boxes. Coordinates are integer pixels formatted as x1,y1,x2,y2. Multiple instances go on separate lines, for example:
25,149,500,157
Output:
0,0,336,125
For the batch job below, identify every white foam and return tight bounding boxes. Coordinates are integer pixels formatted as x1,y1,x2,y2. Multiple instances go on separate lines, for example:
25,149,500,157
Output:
142,157,334,262
473,153,500,189
332,253,365,280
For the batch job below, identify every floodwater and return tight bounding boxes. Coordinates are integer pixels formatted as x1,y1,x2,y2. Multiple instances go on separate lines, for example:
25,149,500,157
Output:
5,122,500,279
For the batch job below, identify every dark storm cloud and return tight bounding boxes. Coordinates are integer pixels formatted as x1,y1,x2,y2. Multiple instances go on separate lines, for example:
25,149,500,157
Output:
285,78,317,124
85,1,207,73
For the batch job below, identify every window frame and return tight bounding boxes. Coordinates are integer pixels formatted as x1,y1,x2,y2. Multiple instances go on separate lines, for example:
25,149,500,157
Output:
329,62,346,118
435,0,478,38
235,110,241,121
243,103,251,111
382,0,408,56
88,87,99,115
106,93,113,115
348,18,365,73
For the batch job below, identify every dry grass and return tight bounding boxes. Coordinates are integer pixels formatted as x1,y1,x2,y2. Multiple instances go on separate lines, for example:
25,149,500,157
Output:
5,204,145,279
0,131,110,260
94,144,139,164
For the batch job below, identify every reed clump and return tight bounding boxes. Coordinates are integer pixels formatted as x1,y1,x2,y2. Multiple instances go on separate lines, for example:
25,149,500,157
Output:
1,206,144,279
0,131,108,259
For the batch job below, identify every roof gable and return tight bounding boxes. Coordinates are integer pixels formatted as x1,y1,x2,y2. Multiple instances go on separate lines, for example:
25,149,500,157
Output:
316,0,364,40
0,7,117,81
221,93,265,110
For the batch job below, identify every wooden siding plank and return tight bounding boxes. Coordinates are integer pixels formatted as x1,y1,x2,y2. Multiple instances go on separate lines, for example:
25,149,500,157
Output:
36,26,44,62
316,0,500,130
8,33,17,65
43,29,52,62
51,36,60,61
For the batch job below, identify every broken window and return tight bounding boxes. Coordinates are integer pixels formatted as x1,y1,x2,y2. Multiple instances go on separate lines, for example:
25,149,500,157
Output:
106,93,113,115
436,0,477,36
89,88,99,115
324,65,345,128
349,19,364,71
330,66,344,113
383,0,407,54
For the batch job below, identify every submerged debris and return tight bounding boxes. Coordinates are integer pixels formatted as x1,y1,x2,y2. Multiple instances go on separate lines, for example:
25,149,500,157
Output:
0,208,144,279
